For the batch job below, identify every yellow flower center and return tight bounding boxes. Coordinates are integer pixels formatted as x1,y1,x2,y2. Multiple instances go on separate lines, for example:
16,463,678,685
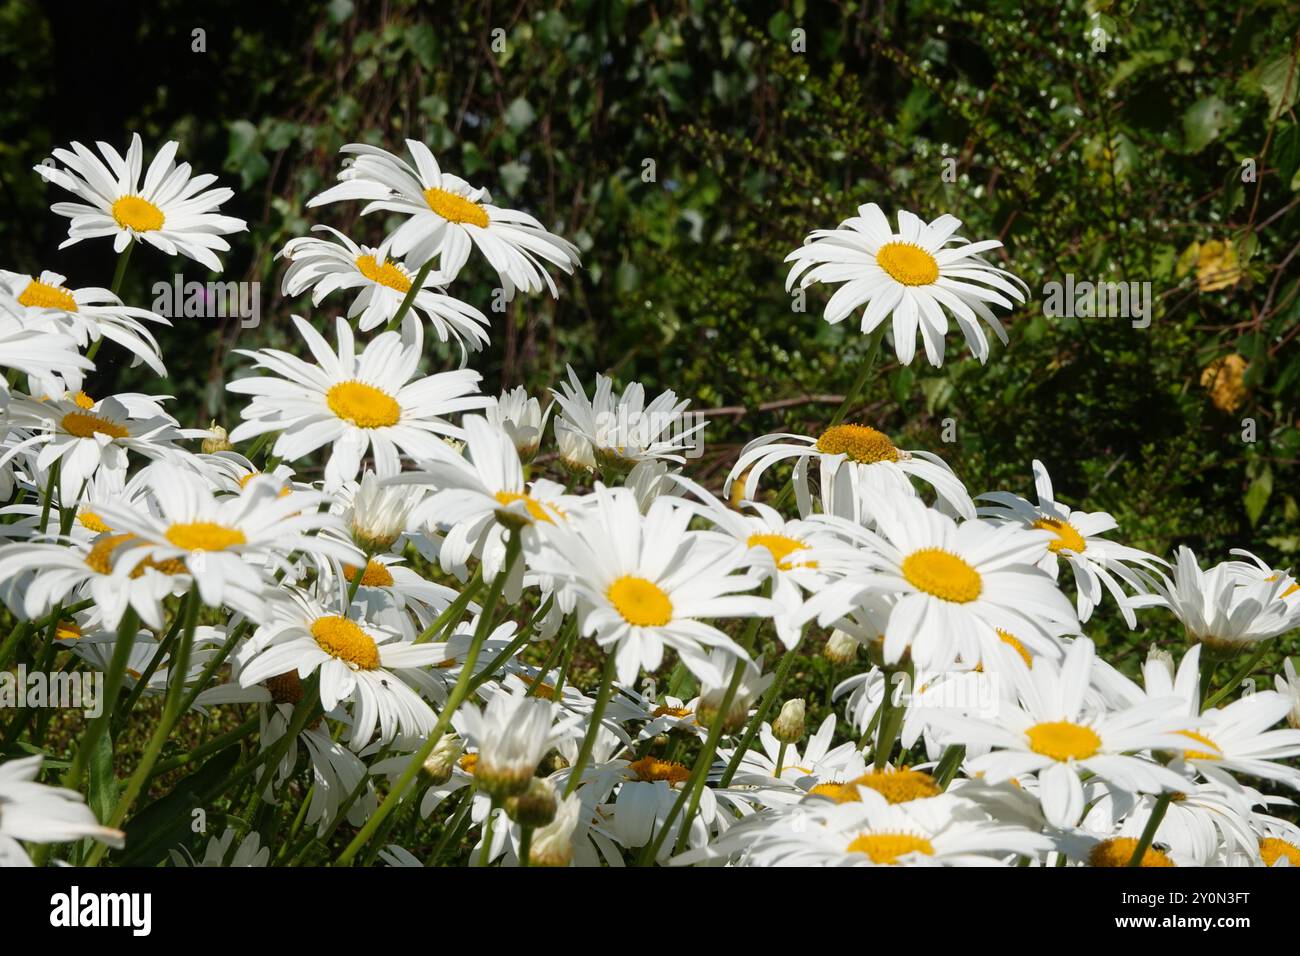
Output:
237,472,293,497
355,254,413,293
18,278,78,312
1177,730,1222,761
310,615,381,670
627,756,690,785
55,619,82,642
815,424,900,463
848,768,941,804
747,532,816,570
845,832,936,864
1032,517,1087,553
61,411,129,440
78,510,112,534
342,559,395,588
1260,837,1300,867
1088,837,1174,868
901,548,982,603
423,187,490,228
493,490,556,524
1026,720,1102,761
70,391,94,409
875,241,940,286
326,380,401,428
164,522,247,552
607,575,673,627
458,753,479,775
996,628,1033,667
810,781,851,801
83,532,186,577
651,704,692,719
110,195,165,232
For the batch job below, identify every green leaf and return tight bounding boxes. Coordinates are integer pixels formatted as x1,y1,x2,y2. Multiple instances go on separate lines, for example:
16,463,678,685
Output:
1245,466,1273,528
1259,55,1300,119
1183,96,1235,153
115,744,241,867
88,730,118,826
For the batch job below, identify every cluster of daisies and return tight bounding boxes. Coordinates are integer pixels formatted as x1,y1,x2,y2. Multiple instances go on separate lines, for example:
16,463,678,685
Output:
0,134,1298,870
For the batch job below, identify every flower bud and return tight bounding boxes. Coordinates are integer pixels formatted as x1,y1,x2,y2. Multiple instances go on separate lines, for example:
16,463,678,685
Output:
772,698,806,744
824,629,861,666
420,734,463,787
201,422,233,454
505,778,557,828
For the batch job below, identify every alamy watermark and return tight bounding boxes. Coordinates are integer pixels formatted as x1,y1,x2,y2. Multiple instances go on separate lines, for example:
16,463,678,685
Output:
1042,274,1152,329
0,665,104,718
151,274,261,328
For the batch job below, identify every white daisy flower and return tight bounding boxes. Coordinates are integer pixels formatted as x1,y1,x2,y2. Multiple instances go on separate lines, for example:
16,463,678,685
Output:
926,638,1192,827
785,203,1026,366
278,226,488,352
34,133,247,271
978,459,1163,626
678,789,1050,866
307,139,580,297
91,460,360,620
485,385,552,461
1274,657,1300,730
528,484,777,686
800,495,1078,670
551,365,706,474
236,588,444,749
170,829,268,867
0,269,168,377
0,755,124,866
0,296,92,403
726,423,974,522
3,391,196,502
1134,546,1299,653
226,315,489,489
456,680,569,799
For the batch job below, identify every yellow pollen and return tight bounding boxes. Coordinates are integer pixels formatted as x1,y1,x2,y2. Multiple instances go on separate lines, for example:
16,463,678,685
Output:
458,753,479,775
423,187,490,228
810,781,851,801
18,278,78,312
1089,837,1174,868
342,559,395,588
747,532,816,570
849,768,942,804
627,756,690,785
846,832,936,864
78,510,112,534
815,424,899,464
875,241,940,286
164,522,247,552
996,629,1033,667
326,380,401,428
607,575,673,627
310,615,381,670
651,704,692,719
1033,517,1087,554
84,534,133,575
111,195,165,231
355,254,413,293
61,411,129,440
493,490,556,524
1177,730,1222,761
1026,720,1102,761
1260,837,1300,867
55,619,81,642
901,548,982,603
71,391,94,409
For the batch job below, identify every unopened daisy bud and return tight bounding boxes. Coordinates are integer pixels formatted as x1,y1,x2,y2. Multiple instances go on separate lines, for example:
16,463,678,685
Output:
505,778,557,828
420,734,463,786
556,423,596,475
529,793,582,867
350,471,421,553
824,629,861,666
486,386,550,462
201,422,233,454
772,698,806,744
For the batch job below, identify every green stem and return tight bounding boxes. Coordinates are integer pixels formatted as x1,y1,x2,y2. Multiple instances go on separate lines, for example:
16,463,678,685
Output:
518,826,534,867
415,566,483,643
719,643,799,787
335,533,520,866
933,744,966,789
1203,644,1269,709
62,606,140,790
1127,793,1173,867
384,256,437,332
874,663,911,771
564,650,617,797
